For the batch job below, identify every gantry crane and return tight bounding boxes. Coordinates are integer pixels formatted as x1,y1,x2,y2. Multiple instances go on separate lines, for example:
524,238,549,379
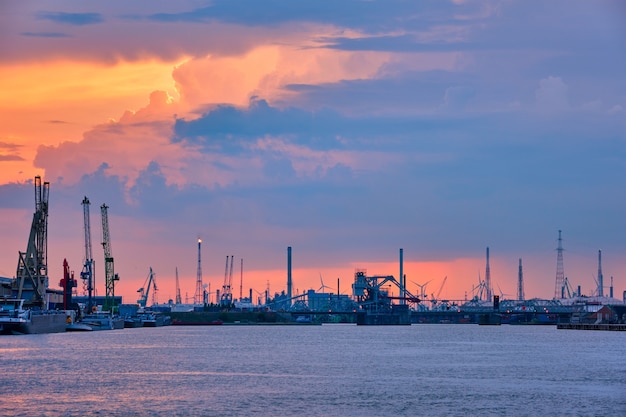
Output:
431,276,448,306
14,176,50,309
221,255,234,306
137,267,156,308
101,204,119,311
175,267,182,305
79,197,95,312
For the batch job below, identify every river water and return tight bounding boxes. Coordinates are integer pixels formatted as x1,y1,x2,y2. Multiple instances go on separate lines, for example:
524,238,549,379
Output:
1,324,624,416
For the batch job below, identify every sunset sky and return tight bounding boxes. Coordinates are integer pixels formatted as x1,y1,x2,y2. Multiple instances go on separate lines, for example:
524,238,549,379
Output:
1,1,625,306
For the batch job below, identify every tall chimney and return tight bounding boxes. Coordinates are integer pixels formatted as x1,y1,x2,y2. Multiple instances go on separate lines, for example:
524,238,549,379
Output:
399,248,404,305
287,246,292,306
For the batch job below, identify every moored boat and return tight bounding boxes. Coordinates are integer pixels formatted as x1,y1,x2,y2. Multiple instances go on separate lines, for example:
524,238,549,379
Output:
79,311,119,330
0,299,67,335
140,311,171,327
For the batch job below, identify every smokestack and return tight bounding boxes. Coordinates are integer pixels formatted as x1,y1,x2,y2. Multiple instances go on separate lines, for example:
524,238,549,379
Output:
287,246,292,306
485,247,492,302
399,248,404,305
517,258,524,301
598,250,604,297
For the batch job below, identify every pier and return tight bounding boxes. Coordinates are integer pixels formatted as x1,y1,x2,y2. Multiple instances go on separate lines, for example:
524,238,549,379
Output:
557,323,626,331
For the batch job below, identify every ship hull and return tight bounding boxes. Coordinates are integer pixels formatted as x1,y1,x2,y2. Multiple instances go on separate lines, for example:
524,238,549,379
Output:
0,312,67,335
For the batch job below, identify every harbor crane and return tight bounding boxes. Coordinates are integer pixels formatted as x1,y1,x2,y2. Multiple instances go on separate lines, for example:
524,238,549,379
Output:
14,176,50,309
175,267,182,304
561,277,575,299
221,255,234,306
137,267,157,308
101,204,119,311
431,276,448,307
79,196,95,312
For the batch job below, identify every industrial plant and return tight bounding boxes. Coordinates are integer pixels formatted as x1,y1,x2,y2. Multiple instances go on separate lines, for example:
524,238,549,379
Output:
1,177,625,333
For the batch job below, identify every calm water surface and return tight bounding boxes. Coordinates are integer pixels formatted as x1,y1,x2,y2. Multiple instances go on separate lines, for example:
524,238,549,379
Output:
1,324,625,416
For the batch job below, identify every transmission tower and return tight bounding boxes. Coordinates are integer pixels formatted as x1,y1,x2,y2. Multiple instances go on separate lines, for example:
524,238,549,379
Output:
517,258,525,301
194,238,203,304
554,230,564,299
485,247,492,302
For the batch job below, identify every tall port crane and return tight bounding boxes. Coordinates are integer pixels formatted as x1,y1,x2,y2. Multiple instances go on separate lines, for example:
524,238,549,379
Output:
80,197,95,312
101,204,119,311
431,276,448,307
14,176,50,309
175,267,182,304
59,258,77,310
221,255,234,306
137,267,156,308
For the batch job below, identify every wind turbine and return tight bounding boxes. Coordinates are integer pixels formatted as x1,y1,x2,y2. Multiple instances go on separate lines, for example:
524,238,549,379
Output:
318,273,333,293
496,283,512,300
411,279,432,301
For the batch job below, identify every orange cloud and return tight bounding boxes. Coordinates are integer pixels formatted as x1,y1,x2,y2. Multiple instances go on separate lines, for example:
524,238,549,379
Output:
172,44,391,108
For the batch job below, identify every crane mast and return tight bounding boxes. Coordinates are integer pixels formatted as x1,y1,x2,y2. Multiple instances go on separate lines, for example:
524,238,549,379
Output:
80,196,94,312
101,204,119,311
14,176,50,309
175,267,182,304
221,255,234,306
137,267,155,308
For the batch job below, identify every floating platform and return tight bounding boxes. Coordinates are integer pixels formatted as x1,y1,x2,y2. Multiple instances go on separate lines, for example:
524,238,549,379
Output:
557,323,626,331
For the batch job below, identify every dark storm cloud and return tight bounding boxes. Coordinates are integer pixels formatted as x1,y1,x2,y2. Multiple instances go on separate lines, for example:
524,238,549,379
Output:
173,99,348,152
0,180,38,209
282,70,473,113
173,98,468,153
35,11,104,26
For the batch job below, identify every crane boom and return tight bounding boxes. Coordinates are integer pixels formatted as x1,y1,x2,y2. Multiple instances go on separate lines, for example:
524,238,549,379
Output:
80,196,94,312
221,255,234,306
137,267,155,308
14,176,50,309
436,276,448,300
175,267,182,304
101,204,119,311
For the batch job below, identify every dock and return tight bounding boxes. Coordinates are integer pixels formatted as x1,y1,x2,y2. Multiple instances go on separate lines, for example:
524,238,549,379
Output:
557,323,626,331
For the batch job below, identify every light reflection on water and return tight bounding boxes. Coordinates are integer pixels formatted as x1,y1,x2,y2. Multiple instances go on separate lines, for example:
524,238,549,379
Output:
1,324,625,416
